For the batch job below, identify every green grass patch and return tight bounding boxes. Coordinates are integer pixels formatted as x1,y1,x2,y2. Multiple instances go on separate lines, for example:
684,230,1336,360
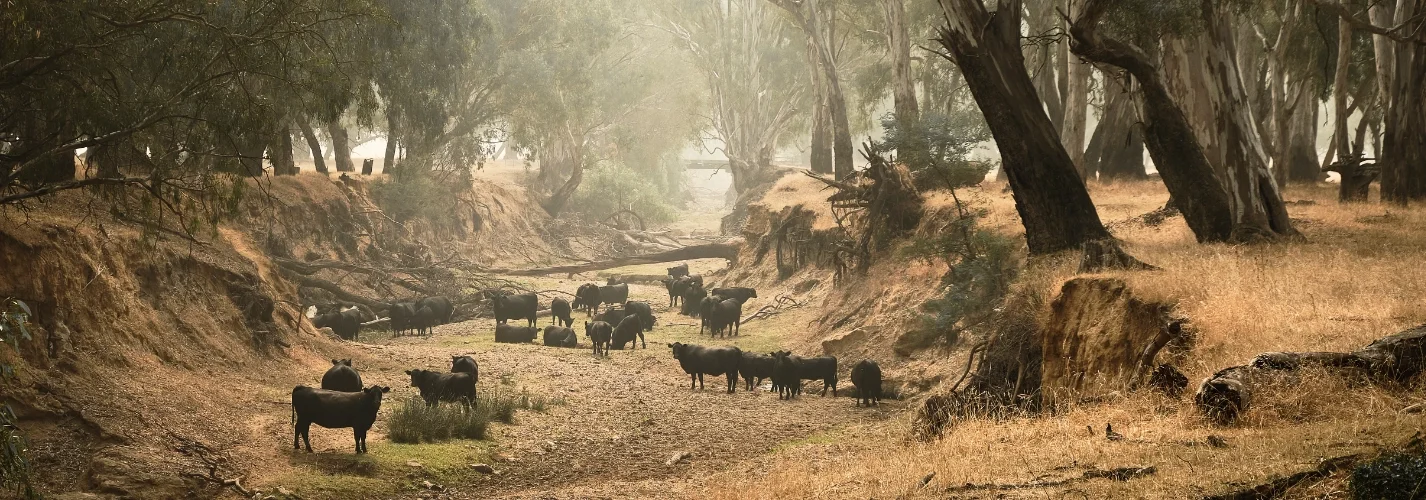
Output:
277,441,492,499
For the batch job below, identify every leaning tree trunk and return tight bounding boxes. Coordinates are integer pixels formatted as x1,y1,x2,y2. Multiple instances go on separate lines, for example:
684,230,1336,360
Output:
1093,75,1146,182
1027,0,1064,127
936,0,1114,255
1069,0,1236,243
327,119,354,173
541,134,586,216
297,120,327,174
1200,1,1298,240
885,0,919,125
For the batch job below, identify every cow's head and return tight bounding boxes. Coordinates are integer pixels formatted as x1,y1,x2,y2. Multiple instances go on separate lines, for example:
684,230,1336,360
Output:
342,359,353,367
670,342,686,358
362,385,391,406
405,369,431,387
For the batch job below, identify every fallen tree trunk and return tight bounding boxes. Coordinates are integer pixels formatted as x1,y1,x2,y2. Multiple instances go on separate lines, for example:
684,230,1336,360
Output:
272,257,440,296
1196,324,1426,424
486,241,743,276
283,272,388,310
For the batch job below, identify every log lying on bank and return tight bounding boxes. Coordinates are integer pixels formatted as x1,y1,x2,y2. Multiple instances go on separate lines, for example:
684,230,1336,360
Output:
486,241,743,277
1196,324,1426,424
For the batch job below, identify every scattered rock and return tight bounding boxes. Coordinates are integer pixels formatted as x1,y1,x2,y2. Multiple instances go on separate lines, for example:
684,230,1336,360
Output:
1206,435,1229,448
666,451,693,465
407,459,423,468
421,480,444,491
544,440,558,450
471,463,495,474
1084,466,1156,481
1105,424,1125,441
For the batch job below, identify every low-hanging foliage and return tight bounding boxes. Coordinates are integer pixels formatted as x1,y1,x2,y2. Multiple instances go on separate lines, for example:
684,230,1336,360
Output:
568,161,678,225
875,111,992,192
1,298,39,500
369,173,462,224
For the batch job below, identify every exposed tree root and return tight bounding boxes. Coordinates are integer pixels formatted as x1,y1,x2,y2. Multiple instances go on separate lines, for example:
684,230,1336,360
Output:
942,465,1156,492
485,241,743,276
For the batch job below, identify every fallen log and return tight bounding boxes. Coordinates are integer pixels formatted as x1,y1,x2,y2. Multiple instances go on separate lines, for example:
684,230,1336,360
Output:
1196,324,1426,424
283,273,388,309
486,240,743,277
1202,454,1363,500
273,257,439,296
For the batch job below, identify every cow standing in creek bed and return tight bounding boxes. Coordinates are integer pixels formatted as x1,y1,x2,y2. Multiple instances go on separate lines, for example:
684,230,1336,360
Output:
670,343,741,393
291,385,390,453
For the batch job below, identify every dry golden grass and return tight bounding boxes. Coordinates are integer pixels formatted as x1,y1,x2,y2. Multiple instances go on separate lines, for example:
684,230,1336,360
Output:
701,181,1426,499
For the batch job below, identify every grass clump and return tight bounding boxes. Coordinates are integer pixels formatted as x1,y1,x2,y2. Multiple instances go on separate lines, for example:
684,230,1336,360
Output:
1351,449,1426,499
386,385,524,444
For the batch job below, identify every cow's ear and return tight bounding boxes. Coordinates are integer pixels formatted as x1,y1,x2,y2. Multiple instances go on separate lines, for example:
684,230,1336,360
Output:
405,369,415,375
332,359,339,365
381,386,391,393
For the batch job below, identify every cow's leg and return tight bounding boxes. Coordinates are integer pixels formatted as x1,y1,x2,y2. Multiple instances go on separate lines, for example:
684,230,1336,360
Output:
297,420,313,452
353,429,363,453
689,373,696,390
293,421,302,450
727,373,736,394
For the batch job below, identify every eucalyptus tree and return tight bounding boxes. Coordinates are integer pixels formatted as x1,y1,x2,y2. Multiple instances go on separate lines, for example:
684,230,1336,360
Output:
768,0,854,179
663,0,811,196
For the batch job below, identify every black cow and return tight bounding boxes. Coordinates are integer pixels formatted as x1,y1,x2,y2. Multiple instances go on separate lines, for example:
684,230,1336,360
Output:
451,355,479,383
413,305,436,336
406,369,477,407
667,263,689,278
670,343,741,394
611,315,645,350
771,351,801,400
495,323,539,343
797,355,839,396
851,359,882,406
543,325,578,347
418,296,455,325
698,297,719,334
321,359,362,392
623,301,655,332
686,274,705,289
550,298,574,327
291,385,390,453
662,277,688,307
605,277,625,286
708,298,742,337
573,284,602,314
593,306,626,327
585,321,612,356
599,283,629,305
710,287,758,304
388,302,418,336
312,308,363,341
493,292,539,327
680,286,707,317
738,352,775,392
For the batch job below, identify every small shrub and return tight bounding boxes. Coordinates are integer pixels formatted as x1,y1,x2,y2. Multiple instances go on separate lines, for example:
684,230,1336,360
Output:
1351,450,1426,500
876,111,992,191
902,197,1019,349
369,175,459,224
385,386,523,444
1,298,39,499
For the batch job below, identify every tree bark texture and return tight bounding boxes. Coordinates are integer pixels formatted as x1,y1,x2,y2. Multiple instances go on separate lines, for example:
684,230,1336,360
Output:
772,0,853,180
327,119,354,173
885,0,919,124
1028,1,1064,126
937,0,1112,255
1070,1,1236,243
809,39,833,176
1088,74,1145,182
298,120,327,174
1379,0,1426,205
541,134,585,216
1198,2,1297,240
1062,1,1090,178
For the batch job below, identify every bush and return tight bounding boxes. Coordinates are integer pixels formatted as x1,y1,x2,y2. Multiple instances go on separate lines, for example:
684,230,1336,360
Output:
386,385,521,444
876,111,992,191
1351,450,1426,500
902,196,1019,349
1,298,38,500
569,161,677,225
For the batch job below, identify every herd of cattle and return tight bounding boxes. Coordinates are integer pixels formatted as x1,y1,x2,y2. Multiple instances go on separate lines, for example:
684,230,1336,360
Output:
290,263,885,455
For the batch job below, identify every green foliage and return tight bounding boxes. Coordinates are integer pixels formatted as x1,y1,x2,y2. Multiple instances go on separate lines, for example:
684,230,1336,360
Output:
569,162,678,224
875,111,992,191
1351,450,1426,500
901,198,1018,349
386,384,527,444
0,298,39,499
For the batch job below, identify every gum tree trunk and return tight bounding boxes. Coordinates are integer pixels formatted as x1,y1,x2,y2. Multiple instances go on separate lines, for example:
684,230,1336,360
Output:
1379,0,1426,205
297,120,327,174
327,119,354,173
937,0,1114,255
809,40,833,175
885,0,919,124
383,112,399,176
1062,1,1090,178
270,124,297,176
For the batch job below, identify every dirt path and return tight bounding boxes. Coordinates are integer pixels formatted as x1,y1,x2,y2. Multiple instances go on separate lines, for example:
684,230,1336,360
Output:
248,277,894,499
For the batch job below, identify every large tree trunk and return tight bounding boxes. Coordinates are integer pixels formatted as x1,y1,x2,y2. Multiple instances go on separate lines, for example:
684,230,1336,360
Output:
1268,1,1301,188
937,0,1113,255
1285,86,1322,183
1026,0,1064,127
383,112,399,176
1333,18,1354,161
1069,1,1236,243
269,124,297,176
1379,0,1426,205
809,40,834,175
885,0,919,124
297,120,327,174
1200,1,1297,239
327,119,354,173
